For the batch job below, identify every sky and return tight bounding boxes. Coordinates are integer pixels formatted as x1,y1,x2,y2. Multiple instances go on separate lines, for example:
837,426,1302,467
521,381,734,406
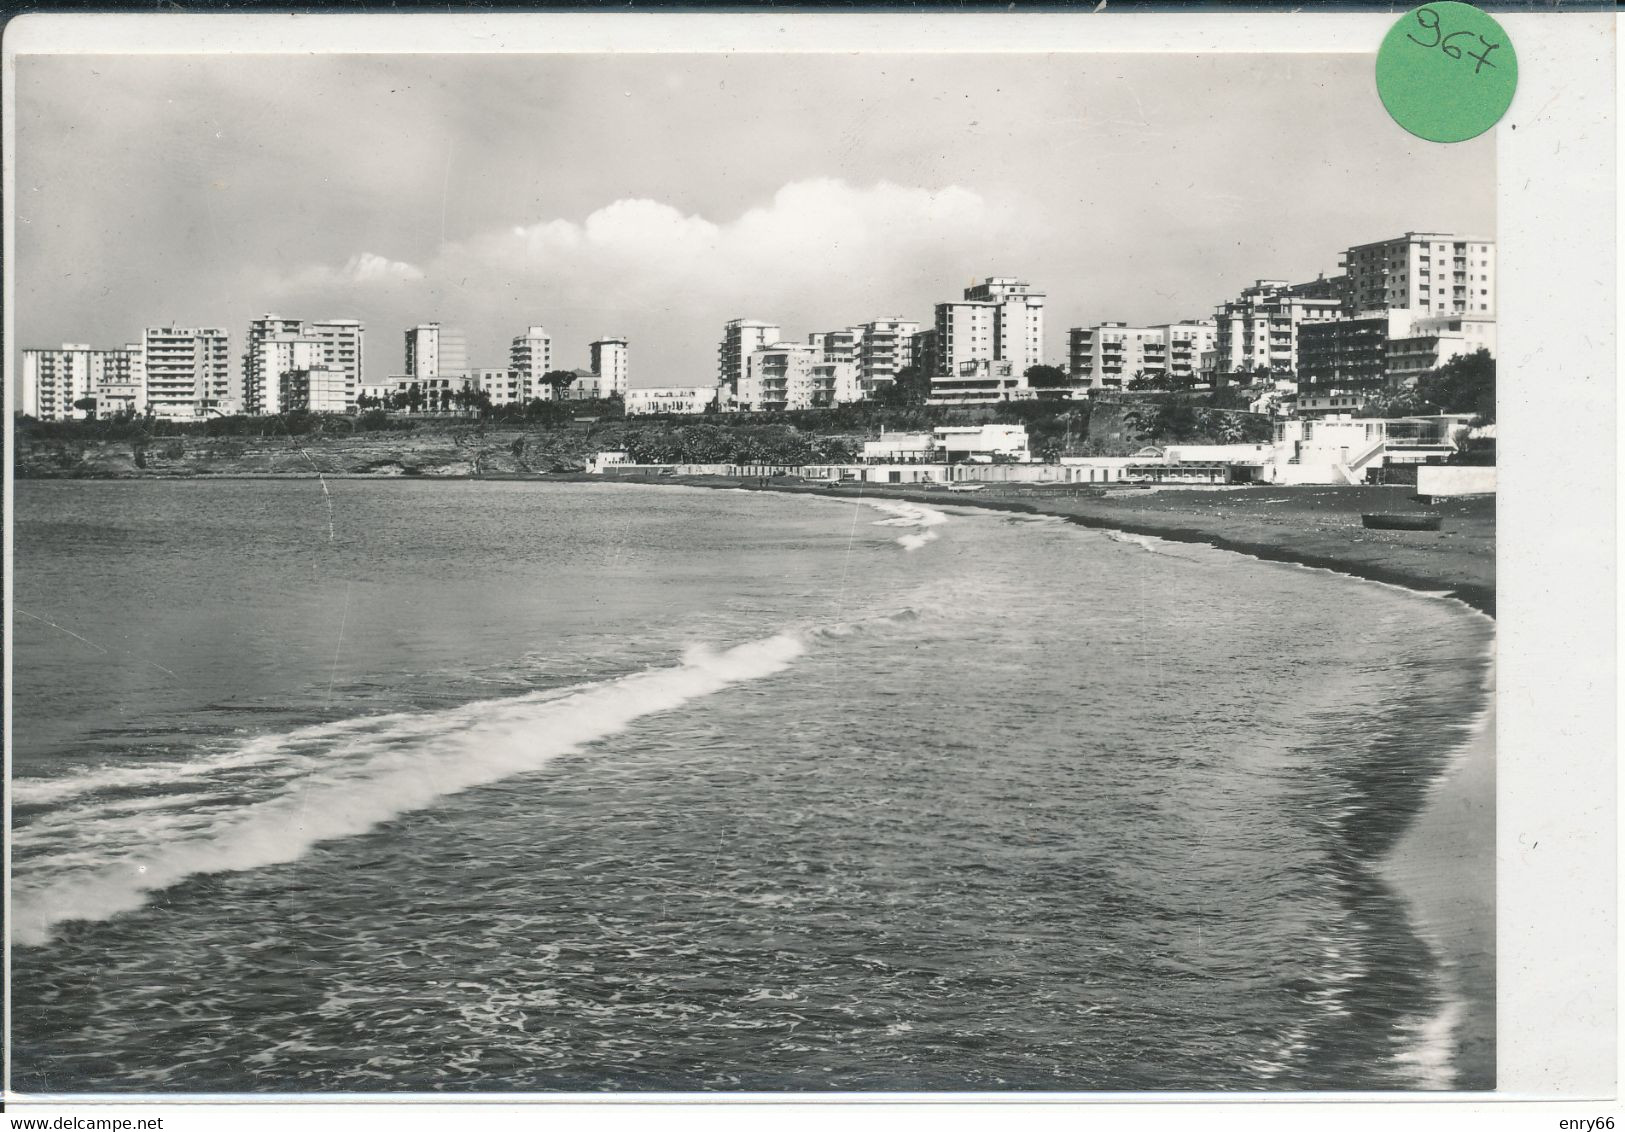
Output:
12,52,1494,390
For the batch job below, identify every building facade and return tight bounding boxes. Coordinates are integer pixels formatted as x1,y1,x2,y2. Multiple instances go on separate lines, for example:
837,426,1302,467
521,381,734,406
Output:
626,386,717,416
405,324,467,380
589,337,629,398
931,277,1046,376
1212,277,1345,381
738,343,818,412
280,366,352,414
142,326,233,419
717,319,781,405
509,325,553,401
857,319,920,392
20,343,143,420
1341,232,1496,318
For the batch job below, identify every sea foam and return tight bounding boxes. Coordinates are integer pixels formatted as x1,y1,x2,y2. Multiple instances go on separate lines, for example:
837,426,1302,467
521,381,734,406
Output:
11,631,807,947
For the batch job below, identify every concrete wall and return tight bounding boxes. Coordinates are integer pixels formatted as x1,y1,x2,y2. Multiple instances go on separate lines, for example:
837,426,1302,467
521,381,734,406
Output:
1417,465,1497,497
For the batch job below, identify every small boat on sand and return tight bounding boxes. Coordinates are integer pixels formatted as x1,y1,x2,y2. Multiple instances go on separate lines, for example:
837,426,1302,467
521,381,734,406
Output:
1361,512,1443,531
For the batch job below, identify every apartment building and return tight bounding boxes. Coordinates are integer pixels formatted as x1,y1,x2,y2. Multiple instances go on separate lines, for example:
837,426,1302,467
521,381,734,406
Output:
589,337,629,398
474,368,525,408
307,319,365,389
809,360,862,407
1212,277,1345,380
931,277,1046,376
1068,323,1167,389
20,343,143,420
910,329,938,384
242,315,364,414
717,319,781,404
738,343,819,412
142,326,232,419
807,328,865,367
1341,232,1496,318
857,319,920,392
405,323,467,380
510,326,553,401
1385,316,1497,387
280,366,352,414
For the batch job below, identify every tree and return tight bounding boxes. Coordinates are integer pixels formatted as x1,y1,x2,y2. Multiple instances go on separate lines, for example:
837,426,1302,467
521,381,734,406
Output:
72,396,98,418
405,382,425,414
873,365,932,407
543,370,578,400
1024,364,1070,389
1416,348,1495,423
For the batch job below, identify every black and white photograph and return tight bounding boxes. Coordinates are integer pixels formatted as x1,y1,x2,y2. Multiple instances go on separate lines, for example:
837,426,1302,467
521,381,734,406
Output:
2,8,1614,1115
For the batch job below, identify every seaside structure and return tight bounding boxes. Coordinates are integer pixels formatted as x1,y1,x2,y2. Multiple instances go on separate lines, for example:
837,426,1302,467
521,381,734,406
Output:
589,338,629,399
857,319,921,393
19,343,144,420
931,277,1046,377
510,326,553,401
1341,232,1496,317
625,386,717,416
142,326,233,419
717,319,781,407
1211,277,1345,382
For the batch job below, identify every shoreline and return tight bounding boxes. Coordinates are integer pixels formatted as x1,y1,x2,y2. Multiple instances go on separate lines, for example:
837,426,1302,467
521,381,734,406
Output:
20,471,1497,1088
652,473,1498,1090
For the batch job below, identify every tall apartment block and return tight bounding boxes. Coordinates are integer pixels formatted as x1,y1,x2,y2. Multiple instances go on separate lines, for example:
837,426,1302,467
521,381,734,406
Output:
931,277,1045,377
242,315,364,415
589,337,629,398
1211,278,1345,379
142,326,232,419
404,323,468,380
807,328,865,367
1341,232,1496,318
718,319,781,405
738,343,859,412
857,319,920,392
510,326,553,401
20,343,143,420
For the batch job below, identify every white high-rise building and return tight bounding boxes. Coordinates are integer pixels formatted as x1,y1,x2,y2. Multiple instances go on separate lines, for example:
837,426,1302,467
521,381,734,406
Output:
243,315,364,414
1341,232,1496,318
1212,277,1345,380
142,326,232,419
857,319,920,393
589,337,629,398
1067,319,1217,390
20,343,142,420
717,319,781,405
510,326,553,401
931,277,1045,376
405,323,465,379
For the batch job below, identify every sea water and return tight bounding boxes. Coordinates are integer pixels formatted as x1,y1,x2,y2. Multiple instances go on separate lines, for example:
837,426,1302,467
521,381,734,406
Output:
9,479,1493,1093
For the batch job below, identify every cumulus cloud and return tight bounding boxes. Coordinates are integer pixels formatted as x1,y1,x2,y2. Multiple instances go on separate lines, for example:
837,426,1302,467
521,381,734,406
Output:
271,251,426,292
257,180,1015,378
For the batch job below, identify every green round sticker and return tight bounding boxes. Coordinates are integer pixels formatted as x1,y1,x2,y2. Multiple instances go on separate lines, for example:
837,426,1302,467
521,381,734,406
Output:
1376,2,1517,143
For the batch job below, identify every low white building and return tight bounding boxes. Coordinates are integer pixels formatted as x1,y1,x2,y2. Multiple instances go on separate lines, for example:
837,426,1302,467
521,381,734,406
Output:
625,386,717,416
861,431,935,463
934,424,1031,462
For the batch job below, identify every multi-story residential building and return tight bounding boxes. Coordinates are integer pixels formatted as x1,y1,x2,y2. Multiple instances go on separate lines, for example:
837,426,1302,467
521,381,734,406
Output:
405,323,468,380
589,337,629,398
243,315,364,414
1297,309,1421,394
251,335,326,415
1212,277,1345,381
20,343,144,420
1341,232,1496,318
307,319,365,390
473,368,525,408
509,326,553,401
738,343,820,412
807,328,865,367
1068,323,1166,389
931,277,1046,376
142,326,232,419
1161,321,1218,385
626,386,717,416
1385,315,1497,388
717,319,781,405
561,368,604,401
809,361,861,408
280,366,352,414
857,319,920,392
910,329,938,384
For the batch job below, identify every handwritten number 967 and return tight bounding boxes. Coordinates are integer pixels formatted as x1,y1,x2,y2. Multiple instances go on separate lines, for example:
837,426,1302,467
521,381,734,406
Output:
1406,7,1500,75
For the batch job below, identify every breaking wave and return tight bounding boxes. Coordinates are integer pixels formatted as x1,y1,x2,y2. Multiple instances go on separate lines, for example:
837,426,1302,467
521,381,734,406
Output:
865,499,949,551
11,632,809,947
